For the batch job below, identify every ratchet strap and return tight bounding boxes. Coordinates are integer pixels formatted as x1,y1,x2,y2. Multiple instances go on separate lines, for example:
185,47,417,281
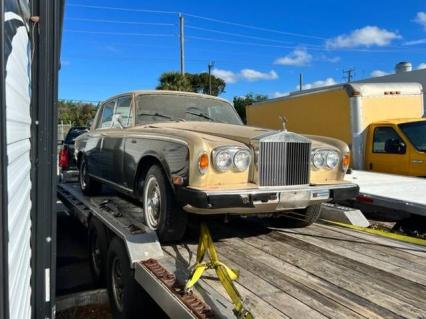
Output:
185,223,254,319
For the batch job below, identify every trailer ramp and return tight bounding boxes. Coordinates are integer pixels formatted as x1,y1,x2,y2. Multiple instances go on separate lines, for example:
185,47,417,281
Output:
58,183,426,319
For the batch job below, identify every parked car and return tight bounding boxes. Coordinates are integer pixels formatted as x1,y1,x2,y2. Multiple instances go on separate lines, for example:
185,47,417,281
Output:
59,126,88,174
74,90,359,242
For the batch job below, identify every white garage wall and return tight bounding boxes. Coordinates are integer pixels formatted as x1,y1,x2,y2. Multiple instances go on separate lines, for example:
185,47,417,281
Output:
5,7,32,319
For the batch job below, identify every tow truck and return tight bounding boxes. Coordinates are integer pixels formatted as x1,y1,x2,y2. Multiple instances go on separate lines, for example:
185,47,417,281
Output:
57,181,426,319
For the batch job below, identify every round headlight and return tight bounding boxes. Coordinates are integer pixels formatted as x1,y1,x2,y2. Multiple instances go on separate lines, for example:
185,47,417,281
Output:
326,151,340,169
312,151,325,168
215,150,233,171
234,150,251,171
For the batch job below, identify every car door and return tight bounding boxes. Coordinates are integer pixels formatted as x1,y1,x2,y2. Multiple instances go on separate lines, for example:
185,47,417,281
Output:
100,95,133,186
89,99,116,179
365,125,410,175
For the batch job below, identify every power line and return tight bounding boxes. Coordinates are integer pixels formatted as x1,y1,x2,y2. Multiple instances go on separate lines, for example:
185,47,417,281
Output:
66,17,175,26
184,13,326,40
66,3,177,15
64,29,176,37
186,25,300,45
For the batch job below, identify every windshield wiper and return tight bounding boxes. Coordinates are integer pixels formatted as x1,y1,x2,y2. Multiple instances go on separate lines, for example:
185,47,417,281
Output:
138,112,184,122
185,111,222,122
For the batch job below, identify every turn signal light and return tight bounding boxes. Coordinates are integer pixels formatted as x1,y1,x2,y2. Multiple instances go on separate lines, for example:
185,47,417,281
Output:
342,153,350,171
198,153,209,174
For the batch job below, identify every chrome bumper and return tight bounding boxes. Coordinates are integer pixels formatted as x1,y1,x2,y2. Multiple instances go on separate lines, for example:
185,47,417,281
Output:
177,183,359,215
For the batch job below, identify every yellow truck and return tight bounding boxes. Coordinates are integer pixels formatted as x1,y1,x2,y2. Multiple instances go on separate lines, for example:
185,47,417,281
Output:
246,83,426,177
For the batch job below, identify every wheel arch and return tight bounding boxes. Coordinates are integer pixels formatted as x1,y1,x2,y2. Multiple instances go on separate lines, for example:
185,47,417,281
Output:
133,153,173,196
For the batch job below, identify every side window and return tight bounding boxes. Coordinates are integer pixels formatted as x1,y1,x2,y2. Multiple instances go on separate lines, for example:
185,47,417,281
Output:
97,100,116,129
373,127,406,154
114,96,133,128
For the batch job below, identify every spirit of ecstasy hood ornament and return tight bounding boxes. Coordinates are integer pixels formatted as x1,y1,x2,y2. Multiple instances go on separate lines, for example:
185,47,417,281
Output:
279,115,287,131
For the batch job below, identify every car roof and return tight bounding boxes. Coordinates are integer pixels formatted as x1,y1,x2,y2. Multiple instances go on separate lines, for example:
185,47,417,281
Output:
373,118,426,125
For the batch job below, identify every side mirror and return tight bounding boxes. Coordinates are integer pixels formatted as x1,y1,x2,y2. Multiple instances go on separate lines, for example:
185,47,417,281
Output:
112,114,124,129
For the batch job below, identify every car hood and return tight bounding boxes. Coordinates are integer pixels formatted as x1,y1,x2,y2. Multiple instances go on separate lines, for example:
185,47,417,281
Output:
141,121,334,149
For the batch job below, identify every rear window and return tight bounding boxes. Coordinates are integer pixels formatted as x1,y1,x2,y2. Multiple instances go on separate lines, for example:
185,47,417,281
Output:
65,128,88,144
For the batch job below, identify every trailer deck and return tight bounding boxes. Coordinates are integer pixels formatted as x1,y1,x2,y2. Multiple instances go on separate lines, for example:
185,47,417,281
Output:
346,170,426,217
58,183,426,319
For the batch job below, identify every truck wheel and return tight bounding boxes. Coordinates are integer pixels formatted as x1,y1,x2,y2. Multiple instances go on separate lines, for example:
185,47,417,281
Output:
79,157,101,195
88,218,108,286
142,165,187,243
106,237,165,319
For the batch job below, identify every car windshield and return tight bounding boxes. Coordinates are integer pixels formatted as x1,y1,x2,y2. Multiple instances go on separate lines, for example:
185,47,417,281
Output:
64,128,88,144
399,121,426,152
135,94,243,126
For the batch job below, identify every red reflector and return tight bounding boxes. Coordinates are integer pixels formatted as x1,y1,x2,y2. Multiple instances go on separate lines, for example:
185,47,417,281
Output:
59,147,69,169
356,194,374,204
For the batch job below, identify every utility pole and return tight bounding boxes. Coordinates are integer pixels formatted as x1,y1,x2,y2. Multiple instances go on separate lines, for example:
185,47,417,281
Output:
208,61,215,95
343,68,355,83
179,13,185,75
299,73,304,91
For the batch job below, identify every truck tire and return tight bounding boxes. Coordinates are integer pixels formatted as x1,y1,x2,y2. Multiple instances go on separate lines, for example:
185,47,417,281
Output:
79,157,101,195
106,237,166,319
142,165,187,242
88,218,108,286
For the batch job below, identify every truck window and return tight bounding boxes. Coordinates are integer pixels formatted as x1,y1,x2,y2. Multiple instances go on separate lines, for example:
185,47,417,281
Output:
373,127,405,154
98,100,116,129
399,121,426,152
114,96,133,128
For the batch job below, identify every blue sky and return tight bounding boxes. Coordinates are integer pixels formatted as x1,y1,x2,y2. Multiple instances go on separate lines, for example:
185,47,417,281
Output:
60,0,426,102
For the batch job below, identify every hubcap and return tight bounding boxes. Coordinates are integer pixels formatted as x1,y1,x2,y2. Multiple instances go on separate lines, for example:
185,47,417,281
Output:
144,176,161,229
90,234,102,277
111,256,124,312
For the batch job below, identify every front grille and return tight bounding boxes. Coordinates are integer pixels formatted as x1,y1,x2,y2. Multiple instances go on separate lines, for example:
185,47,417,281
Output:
259,141,311,186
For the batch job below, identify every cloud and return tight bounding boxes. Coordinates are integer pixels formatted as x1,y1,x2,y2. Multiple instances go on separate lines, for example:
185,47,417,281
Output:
404,38,426,46
326,26,401,48
417,63,426,70
319,55,341,63
414,12,426,29
61,59,71,66
240,69,278,81
212,68,238,83
274,48,312,66
271,91,289,98
370,70,390,77
299,77,337,90
212,68,278,83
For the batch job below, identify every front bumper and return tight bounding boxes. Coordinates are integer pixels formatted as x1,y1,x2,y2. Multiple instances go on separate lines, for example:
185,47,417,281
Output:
176,183,359,215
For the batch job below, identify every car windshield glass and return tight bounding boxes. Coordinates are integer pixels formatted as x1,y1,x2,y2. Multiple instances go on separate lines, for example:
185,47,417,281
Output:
399,121,426,152
65,128,88,144
135,94,243,125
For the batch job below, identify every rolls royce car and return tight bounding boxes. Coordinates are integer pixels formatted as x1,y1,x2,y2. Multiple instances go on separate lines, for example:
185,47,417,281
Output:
75,90,359,242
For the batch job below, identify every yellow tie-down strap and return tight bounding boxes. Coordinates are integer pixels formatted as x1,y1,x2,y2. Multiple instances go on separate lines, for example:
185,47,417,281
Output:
185,223,254,319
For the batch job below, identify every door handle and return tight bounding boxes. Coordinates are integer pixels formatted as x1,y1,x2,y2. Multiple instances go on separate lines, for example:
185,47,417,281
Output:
369,163,373,170
130,139,137,144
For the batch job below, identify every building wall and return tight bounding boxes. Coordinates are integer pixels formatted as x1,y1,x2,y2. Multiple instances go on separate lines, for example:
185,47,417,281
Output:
357,69,426,116
4,1,32,318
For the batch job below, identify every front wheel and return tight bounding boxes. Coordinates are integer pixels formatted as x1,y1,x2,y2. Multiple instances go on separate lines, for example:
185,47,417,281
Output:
289,204,322,227
142,165,187,242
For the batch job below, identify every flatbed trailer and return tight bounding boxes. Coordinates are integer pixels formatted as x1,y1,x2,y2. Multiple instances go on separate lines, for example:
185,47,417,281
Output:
345,170,426,218
57,182,426,319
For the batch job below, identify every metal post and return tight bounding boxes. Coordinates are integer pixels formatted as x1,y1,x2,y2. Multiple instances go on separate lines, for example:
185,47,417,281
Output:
179,13,185,75
208,61,215,95
299,73,303,91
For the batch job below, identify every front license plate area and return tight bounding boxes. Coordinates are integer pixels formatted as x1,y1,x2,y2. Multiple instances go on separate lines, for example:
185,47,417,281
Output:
277,190,310,210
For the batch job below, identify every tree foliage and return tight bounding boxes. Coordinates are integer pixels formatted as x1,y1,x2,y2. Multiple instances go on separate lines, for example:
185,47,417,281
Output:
58,100,98,126
233,93,268,123
156,72,226,96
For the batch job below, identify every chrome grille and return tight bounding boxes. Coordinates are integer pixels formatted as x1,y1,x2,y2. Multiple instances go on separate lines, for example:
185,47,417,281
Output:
259,140,311,186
